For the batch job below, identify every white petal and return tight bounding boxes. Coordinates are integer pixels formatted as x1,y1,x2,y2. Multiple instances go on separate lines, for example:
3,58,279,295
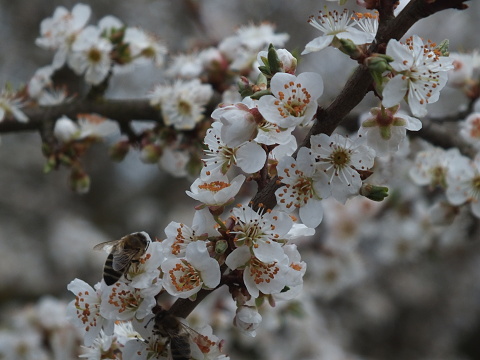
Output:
382,75,408,108
236,142,266,173
301,35,334,54
299,198,324,228
226,246,251,270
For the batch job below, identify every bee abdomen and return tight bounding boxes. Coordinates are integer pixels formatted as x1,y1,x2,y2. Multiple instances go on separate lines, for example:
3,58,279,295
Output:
103,253,123,286
170,335,191,360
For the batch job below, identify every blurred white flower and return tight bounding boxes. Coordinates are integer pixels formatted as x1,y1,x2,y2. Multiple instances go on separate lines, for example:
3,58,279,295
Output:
123,27,167,67
68,25,113,85
150,79,213,130
36,3,91,69
0,90,28,123
460,112,480,149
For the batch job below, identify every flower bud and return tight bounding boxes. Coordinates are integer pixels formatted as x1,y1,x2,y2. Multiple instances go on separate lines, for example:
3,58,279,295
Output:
140,144,162,163
70,166,90,194
215,240,228,254
335,38,363,59
365,55,392,74
54,116,78,142
109,140,130,162
360,184,389,201
233,306,262,337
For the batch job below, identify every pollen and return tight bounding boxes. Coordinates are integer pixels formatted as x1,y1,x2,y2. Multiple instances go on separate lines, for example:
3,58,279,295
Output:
198,180,231,192
169,261,201,292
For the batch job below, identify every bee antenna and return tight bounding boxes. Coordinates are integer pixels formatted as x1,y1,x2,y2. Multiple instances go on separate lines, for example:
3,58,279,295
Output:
145,315,156,329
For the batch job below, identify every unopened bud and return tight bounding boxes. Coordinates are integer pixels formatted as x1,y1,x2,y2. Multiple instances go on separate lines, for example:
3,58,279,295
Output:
58,153,73,166
43,155,57,173
365,55,392,73
70,167,90,194
335,38,363,59
215,240,228,254
360,183,389,201
238,76,253,98
109,140,130,162
267,44,281,74
140,144,162,163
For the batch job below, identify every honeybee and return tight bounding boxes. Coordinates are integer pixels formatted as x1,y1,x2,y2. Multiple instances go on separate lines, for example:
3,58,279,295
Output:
93,232,151,286
153,309,193,360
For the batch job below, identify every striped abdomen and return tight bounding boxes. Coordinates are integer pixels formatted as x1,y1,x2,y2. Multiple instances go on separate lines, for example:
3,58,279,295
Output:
170,334,191,360
103,253,124,285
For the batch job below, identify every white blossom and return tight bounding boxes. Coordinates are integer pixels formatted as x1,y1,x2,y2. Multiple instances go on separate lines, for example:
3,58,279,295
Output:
275,147,330,228
409,147,469,188
0,90,28,123
186,172,245,207
99,282,156,321
202,121,266,175
234,306,262,337
460,112,480,149
358,105,422,156
66,279,114,346
123,27,167,67
35,3,91,69
161,241,221,298
230,205,293,263
225,245,290,298
302,9,371,55
258,72,324,128
446,155,480,218
311,133,375,204
68,26,113,85
150,79,213,130
382,35,454,117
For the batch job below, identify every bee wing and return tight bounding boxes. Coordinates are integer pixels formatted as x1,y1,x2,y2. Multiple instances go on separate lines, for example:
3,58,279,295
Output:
111,248,140,271
93,239,120,252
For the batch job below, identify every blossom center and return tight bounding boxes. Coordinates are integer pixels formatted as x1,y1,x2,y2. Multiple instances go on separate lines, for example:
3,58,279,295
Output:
198,180,231,192
178,100,192,116
168,261,201,292
329,148,351,169
108,287,141,313
249,258,279,284
88,48,102,63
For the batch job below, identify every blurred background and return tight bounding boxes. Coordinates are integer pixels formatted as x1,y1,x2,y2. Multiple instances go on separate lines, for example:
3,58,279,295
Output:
1,0,480,359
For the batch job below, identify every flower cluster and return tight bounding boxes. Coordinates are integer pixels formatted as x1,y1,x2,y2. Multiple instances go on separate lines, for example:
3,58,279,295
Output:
43,1,480,359
67,231,228,359
35,3,167,87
